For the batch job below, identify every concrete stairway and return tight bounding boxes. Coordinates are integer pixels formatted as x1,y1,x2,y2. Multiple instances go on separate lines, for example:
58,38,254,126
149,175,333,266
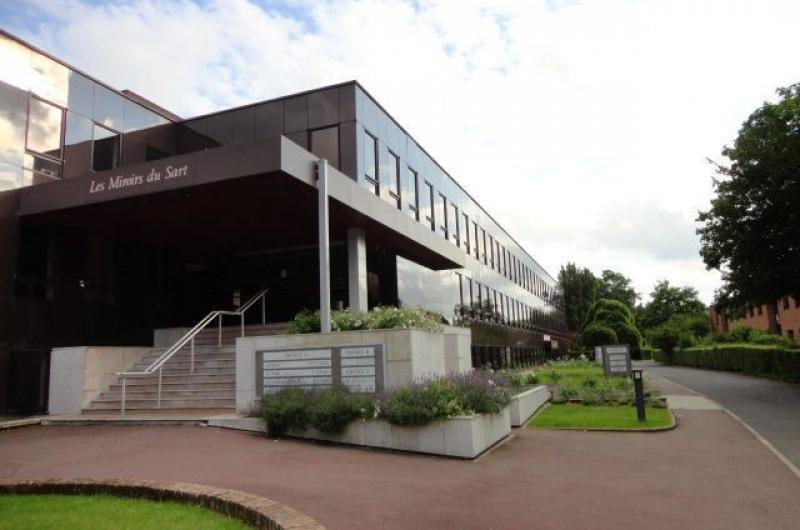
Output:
83,323,287,415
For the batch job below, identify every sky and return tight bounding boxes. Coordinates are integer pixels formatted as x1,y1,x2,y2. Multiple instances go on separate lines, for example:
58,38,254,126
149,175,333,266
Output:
3,0,799,304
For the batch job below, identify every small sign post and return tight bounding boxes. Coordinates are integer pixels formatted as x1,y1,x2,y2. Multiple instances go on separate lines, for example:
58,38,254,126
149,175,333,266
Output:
631,368,647,422
602,344,631,376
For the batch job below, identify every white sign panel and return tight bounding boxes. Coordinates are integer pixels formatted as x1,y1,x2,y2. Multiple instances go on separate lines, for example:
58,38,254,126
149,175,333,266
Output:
258,345,382,394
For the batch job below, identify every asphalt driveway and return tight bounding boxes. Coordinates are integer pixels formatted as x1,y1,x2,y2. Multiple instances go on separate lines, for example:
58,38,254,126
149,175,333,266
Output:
646,363,800,469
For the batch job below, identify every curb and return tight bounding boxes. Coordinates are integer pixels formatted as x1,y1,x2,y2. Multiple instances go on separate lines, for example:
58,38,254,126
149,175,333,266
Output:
527,404,678,432
0,478,325,530
0,417,43,430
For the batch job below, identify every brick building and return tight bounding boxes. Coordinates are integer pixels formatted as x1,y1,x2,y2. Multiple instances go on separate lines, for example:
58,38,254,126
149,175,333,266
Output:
710,297,800,343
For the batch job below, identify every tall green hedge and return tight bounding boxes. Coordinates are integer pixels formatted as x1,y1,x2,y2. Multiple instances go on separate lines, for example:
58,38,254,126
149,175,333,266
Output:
654,344,800,383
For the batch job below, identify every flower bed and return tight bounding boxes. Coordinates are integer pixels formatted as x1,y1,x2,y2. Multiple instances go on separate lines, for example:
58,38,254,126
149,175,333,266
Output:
253,371,513,458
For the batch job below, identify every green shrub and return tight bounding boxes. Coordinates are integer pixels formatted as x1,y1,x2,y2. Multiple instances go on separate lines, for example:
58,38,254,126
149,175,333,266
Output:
287,306,443,335
660,344,800,383
261,388,312,435
580,323,618,347
309,388,374,434
450,371,512,414
380,379,464,425
507,371,538,388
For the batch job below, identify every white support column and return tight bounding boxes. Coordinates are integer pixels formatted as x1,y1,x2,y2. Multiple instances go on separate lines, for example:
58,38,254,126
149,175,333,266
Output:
347,228,368,313
317,159,332,333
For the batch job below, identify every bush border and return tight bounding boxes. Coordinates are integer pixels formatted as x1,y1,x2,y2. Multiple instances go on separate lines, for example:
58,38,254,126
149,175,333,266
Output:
0,478,325,530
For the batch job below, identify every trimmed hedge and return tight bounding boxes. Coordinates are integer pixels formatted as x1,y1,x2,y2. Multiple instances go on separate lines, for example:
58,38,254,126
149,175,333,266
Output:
654,344,800,383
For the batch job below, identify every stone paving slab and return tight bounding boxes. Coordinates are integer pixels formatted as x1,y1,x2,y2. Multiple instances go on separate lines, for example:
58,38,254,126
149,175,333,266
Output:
1,412,798,530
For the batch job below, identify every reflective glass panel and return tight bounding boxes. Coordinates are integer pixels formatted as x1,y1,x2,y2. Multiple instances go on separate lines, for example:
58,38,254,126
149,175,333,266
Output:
93,84,125,130
364,131,377,181
0,34,32,92
30,51,69,107
0,162,22,191
27,97,63,159
0,81,28,166
68,72,94,118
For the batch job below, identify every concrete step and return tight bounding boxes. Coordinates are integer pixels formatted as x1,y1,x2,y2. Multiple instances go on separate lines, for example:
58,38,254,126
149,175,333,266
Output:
109,381,234,392
119,373,235,384
99,389,234,400
132,359,235,371
124,368,235,377
85,397,235,410
75,408,235,418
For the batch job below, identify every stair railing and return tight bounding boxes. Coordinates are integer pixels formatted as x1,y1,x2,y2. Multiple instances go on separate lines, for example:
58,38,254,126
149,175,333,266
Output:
115,288,268,416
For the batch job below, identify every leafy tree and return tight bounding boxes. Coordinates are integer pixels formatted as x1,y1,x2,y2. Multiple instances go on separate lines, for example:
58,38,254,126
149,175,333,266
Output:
579,299,642,353
580,323,618,347
596,270,639,309
639,280,705,330
697,83,800,310
558,263,598,332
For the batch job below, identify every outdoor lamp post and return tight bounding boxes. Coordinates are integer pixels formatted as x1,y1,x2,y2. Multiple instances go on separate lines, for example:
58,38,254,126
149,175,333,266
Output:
631,369,646,422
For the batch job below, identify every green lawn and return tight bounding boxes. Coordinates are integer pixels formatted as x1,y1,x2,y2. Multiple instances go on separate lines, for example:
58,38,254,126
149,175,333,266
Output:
529,404,673,430
0,495,250,530
536,365,604,386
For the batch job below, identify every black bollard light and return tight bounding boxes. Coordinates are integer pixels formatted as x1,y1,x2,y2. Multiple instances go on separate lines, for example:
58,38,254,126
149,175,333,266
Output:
631,369,646,422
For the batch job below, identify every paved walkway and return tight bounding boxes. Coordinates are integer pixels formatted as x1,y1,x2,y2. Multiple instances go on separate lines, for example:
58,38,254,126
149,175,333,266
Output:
646,363,800,469
1,414,799,529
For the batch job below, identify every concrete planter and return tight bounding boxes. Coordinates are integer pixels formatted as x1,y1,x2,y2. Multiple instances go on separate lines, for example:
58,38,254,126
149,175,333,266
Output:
210,406,511,459
235,326,472,414
509,385,550,427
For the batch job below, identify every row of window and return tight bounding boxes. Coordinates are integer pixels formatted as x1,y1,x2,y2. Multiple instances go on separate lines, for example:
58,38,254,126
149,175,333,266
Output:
456,273,564,332
743,297,800,318
362,130,555,302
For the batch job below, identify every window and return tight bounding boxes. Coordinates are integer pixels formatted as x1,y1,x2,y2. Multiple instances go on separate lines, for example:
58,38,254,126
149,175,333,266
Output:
472,221,479,260
437,194,448,238
27,97,63,159
456,272,464,306
488,234,494,269
757,305,763,316
450,203,459,245
363,131,378,195
387,150,400,209
468,277,474,305
463,213,470,253
92,123,120,172
480,228,487,265
496,241,501,273
475,281,482,305
407,167,419,219
310,126,339,169
783,297,790,310
796,298,800,309
788,329,795,342
423,181,435,231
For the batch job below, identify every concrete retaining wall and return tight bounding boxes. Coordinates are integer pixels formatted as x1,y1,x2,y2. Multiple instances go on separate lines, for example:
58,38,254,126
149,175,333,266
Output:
235,326,471,414
48,346,152,415
210,406,510,459
510,385,550,427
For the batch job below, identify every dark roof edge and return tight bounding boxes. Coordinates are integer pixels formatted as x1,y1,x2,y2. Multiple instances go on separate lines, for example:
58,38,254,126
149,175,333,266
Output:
0,29,179,122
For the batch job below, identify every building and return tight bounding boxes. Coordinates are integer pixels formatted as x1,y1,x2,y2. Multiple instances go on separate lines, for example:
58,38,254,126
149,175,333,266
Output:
710,297,800,343
0,30,568,414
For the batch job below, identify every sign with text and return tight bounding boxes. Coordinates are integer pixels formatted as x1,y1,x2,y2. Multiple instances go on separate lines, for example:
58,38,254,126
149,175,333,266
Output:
602,345,632,376
256,345,383,394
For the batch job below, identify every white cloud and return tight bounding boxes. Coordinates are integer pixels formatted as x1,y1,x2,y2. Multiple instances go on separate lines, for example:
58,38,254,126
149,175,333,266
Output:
8,0,800,303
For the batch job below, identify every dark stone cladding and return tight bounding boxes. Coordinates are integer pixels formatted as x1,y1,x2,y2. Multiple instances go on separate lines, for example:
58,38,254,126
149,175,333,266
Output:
0,478,325,529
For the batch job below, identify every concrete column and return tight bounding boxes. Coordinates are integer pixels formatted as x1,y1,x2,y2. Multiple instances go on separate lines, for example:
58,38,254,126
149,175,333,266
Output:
317,160,331,333
347,228,368,313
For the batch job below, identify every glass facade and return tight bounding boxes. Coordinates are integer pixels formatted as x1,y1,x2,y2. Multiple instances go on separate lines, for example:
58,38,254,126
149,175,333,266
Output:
352,85,565,332
0,32,171,193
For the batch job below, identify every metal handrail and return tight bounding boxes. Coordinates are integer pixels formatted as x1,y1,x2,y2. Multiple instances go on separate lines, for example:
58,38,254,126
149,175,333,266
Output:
116,288,268,416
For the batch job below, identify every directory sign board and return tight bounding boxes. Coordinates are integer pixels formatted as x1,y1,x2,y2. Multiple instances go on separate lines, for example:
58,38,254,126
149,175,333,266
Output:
257,345,383,395
602,344,631,376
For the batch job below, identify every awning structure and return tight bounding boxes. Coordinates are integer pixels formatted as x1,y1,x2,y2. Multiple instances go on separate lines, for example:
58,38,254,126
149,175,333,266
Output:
19,136,465,271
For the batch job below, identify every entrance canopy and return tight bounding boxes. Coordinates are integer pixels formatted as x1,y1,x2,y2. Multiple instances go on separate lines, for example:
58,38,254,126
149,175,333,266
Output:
19,136,465,271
